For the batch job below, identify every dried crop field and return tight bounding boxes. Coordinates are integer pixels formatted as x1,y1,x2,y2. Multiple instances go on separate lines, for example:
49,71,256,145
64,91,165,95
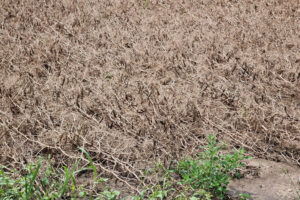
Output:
0,0,299,194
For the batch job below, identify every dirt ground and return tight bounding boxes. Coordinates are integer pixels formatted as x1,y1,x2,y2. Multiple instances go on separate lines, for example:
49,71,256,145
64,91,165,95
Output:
228,159,300,200
0,0,299,197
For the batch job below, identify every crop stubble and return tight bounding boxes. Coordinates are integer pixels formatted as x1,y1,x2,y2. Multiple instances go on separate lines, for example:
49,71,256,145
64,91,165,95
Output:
0,0,299,191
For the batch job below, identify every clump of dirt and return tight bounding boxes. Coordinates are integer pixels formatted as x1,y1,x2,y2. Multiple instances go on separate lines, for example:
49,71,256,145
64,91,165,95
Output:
0,0,299,193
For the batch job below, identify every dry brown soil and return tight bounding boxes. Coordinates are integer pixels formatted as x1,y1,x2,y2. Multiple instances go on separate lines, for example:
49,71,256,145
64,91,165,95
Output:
0,0,300,198
229,159,300,200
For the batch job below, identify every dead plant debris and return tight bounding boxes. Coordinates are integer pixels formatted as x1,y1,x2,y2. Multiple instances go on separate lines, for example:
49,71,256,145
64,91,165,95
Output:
0,0,299,192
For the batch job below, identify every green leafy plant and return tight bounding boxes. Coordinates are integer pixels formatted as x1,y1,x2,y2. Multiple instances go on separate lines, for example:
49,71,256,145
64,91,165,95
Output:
0,150,118,200
0,157,89,200
0,136,251,200
105,73,112,79
130,163,173,200
128,135,251,200
239,193,252,200
0,166,22,200
97,189,120,200
176,134,250,199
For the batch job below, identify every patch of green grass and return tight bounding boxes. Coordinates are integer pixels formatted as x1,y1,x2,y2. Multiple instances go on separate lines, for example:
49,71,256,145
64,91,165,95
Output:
0,153,116,200
0,135,251,200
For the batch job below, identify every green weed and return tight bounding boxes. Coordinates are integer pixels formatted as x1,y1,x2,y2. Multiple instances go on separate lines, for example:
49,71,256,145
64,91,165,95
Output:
0,135,251,200
0,151,115,200
176,134,250,199
130,134,251,200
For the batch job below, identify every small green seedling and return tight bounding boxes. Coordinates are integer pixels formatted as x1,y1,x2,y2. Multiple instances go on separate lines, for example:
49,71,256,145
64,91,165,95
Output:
239,193,252,200
106,73,111,79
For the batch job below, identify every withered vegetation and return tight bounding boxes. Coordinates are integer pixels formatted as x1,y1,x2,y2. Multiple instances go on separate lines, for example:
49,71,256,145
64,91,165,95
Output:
0,0,299,192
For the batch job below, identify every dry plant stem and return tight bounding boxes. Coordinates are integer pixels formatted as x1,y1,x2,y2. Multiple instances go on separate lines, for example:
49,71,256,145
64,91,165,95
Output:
0,120,140,193
0,0,299,195
75,106,144,185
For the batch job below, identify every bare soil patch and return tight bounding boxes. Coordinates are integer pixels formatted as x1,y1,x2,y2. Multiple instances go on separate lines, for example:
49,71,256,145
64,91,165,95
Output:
229,159,300,200
0,0,299,196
